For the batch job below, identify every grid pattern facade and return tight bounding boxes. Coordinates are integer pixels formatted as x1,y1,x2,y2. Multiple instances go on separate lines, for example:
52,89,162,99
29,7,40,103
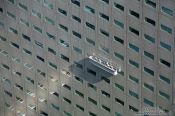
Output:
0,0,175,116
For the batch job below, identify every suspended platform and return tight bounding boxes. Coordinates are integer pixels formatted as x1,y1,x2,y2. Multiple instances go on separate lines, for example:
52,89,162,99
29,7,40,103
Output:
88,55,121,75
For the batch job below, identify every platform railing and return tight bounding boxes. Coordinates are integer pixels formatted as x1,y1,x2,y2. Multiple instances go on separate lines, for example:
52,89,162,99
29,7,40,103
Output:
88,55,121,75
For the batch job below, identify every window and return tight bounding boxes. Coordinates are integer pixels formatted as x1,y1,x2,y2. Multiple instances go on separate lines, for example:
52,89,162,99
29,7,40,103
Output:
62,84,71,90
144,67,154,76
11,56,21,64
74,76,83,83
115,98,124,106
9,27,18,34
158,107,169,113
86,38,95,46
159,91,170,100
39,83,47,90
13,71,22,77
114,83,124,91
75,90,84,98
160,41,171,51
87,83,97,91
100,29,109,37
48,62,57,70
99,45,109,54
0,35,6,41
129,10,140,19
128,59,139,68
48,47,56,55
23,48,32,55
88,97,97,105
160,59,171,67
99,13,109,21
35,40,43,48
26,76,34,84
101,105,110,112
0,8,3,13
38,83,47,90
144,98,154,107
76,104,84,111
128,43,139,53
161,6,173,16
87,68,96,76
145,17,156,26
144,51,154,60
72,31,81,39
101,76,110,84
71,0,80,7
7,11,16,20
5,103,13,111
40,111,48,116
86,22,95,30
114,19,124,29
2,77,11,84
160,24,172,34
10,42,19,49
51,104,59,111
46,32,56,40
59,24,68,32
84,5,95,14
16,96,24,103
1,63,10,70
4,90,12,97
15,83,23,91
33,25,42,33
63,97,71,104
43,0,53,9
145,0,156,8
22,34,30,41
61,69,70,77
129,27,139,36
114,36,124,45
101,90,110,98
72,15,81,23
129,105,139,112
24,63,33,69
0,21,4,28
45,17,55,25
37,69,46,77
32,10,41,18
143,83,154,92
114,52,124,61
129,75,139,84
60,54,69,62
49,75,58,82
59,39,69,47
159,75,170,84
36,55,45,62
73,46,82,54
18,3,28,11
50,92,59,98
144,34,155,44
58,8,67,16
114,3,124,12
74,62,83,69
89,112,97,116
100,0,109,4
129,90,139,99
115,112,122,116
63,111,72,116
7,0,15,4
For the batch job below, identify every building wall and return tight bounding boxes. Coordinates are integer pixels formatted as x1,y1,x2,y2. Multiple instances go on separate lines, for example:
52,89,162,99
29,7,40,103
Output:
0,0,175,116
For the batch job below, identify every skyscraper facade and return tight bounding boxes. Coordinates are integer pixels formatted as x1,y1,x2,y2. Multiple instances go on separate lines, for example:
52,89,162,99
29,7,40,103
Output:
0,0,175,116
